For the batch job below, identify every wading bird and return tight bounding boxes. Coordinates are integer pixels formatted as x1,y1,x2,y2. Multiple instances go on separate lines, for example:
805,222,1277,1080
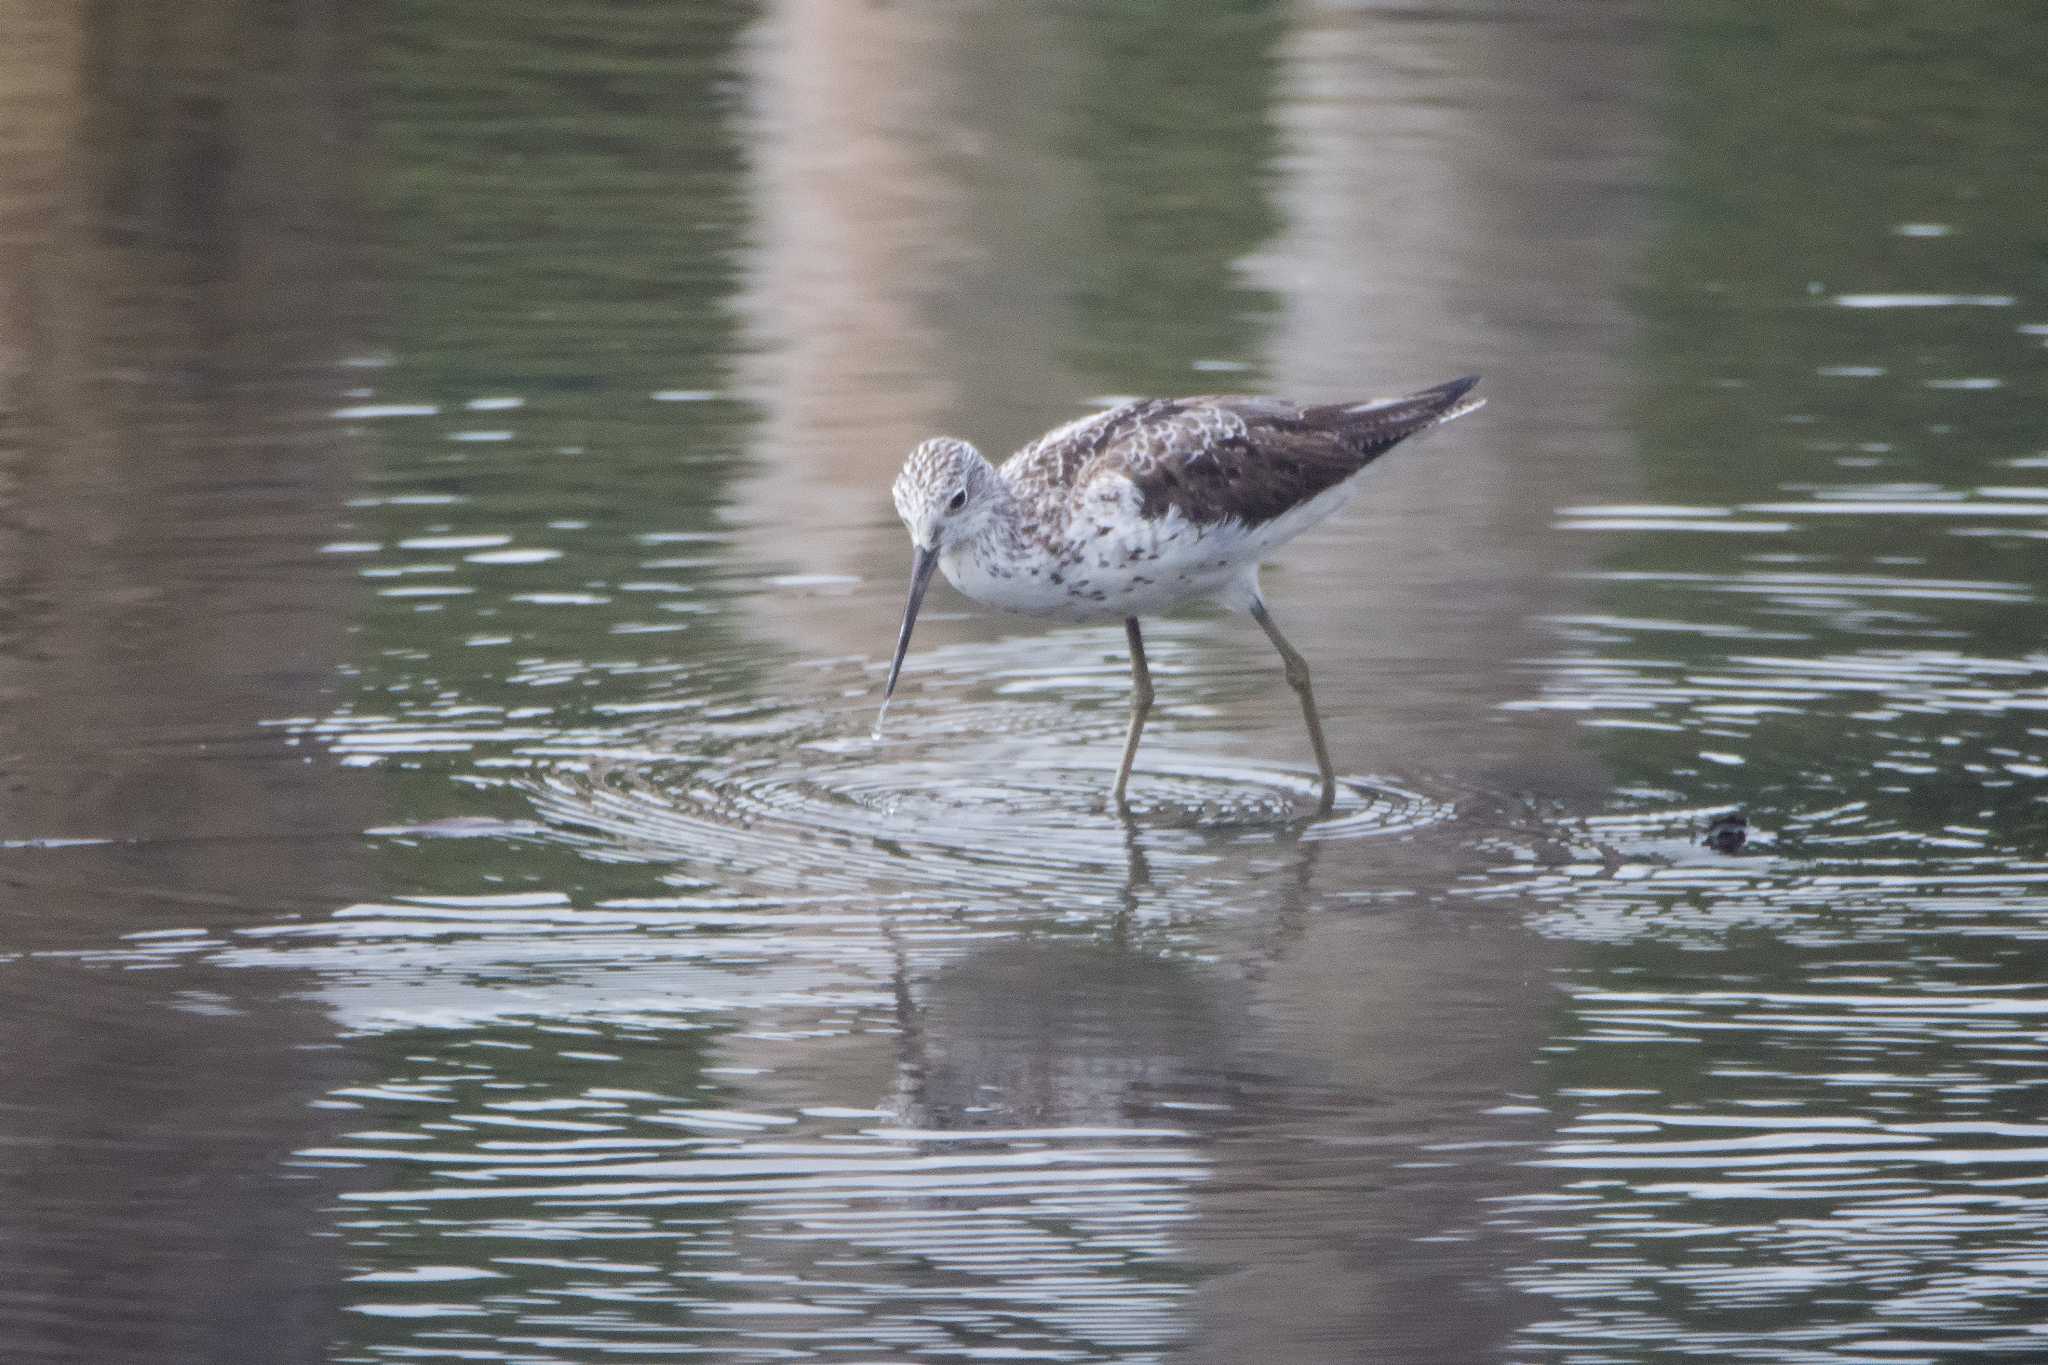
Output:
882,375,1483,812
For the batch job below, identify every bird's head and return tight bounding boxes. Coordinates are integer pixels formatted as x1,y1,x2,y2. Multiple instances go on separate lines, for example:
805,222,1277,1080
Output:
891,437,1000,554
880,437,1001,728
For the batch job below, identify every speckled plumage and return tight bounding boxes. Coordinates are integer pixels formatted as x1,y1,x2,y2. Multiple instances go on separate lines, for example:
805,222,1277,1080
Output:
881,375,1484,808
892,375,1482,622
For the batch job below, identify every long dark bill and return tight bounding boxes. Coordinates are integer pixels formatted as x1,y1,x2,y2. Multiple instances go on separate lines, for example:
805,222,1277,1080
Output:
875,544,939,735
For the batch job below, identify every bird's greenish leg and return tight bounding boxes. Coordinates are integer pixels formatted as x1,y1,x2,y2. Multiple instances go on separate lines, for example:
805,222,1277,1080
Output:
1249,599,1336,814
1111,617,1153,810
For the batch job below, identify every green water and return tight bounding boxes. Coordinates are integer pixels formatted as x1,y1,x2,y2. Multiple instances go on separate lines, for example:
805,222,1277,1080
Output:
1,3,2044,1361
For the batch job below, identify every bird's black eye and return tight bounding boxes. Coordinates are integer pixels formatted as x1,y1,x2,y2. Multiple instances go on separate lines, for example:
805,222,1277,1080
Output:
948,489,967,512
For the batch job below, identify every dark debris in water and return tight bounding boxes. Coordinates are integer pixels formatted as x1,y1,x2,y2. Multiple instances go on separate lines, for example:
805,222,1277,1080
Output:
1702,810,1749,854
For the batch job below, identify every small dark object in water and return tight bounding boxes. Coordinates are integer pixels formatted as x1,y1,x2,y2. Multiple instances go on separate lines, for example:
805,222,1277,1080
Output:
1703,811,1748,854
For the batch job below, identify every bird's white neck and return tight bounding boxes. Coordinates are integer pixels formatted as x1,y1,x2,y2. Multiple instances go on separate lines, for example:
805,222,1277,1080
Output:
937,483,1063,614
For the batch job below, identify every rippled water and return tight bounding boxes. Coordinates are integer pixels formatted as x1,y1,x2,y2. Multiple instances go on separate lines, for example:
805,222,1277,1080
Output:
3,2,2046,1362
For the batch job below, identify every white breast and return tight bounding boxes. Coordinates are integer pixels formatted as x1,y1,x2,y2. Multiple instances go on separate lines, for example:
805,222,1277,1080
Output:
941,471,1367,622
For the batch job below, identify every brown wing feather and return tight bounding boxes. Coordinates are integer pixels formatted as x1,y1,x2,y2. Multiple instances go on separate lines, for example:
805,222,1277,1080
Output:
1082,376,1479,527
1000,399,1175,499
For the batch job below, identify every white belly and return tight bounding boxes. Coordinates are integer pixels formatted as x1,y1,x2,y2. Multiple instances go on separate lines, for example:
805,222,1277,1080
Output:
941,474,1363,622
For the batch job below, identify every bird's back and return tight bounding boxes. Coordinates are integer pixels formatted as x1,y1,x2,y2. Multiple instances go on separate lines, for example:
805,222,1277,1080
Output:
1001,376,1481,531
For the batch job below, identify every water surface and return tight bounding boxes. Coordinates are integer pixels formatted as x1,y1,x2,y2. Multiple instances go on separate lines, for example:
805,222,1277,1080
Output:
1,3,2045,1362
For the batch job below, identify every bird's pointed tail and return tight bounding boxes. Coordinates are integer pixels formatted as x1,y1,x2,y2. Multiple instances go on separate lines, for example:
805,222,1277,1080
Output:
1428,374,1486,425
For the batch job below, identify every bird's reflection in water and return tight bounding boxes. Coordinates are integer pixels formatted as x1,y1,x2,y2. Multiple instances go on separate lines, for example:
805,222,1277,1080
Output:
875,811,1549,1362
